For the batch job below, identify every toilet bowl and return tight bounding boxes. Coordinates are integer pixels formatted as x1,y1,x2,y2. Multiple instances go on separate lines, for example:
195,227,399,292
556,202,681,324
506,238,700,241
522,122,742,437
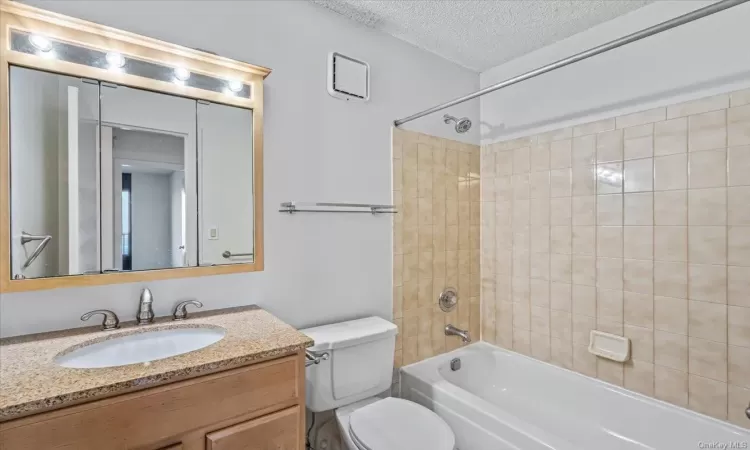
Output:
302,317,456,450
335,397,455,450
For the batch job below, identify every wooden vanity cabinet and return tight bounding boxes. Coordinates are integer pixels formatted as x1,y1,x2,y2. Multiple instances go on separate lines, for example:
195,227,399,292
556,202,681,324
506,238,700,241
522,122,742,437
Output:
0,352,306,450
205,406,301,450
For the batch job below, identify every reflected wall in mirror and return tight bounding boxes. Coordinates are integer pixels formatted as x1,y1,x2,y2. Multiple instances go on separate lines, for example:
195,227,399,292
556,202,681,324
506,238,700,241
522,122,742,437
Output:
9,66,100,279
198,102,254,265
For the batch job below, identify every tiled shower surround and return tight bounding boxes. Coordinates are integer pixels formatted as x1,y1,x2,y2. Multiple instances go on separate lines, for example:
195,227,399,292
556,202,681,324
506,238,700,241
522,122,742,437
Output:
392,128,481,368
479,88,750,428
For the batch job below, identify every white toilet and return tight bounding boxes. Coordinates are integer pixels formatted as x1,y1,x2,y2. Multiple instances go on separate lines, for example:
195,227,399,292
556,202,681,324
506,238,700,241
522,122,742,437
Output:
302,317,455,450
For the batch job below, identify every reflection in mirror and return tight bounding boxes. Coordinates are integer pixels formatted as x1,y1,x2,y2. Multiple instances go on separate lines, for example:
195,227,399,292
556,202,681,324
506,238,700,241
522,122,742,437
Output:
198,102,254,265
7,68,256,281
101,85,197,272
110,128,186,271
9,66,100,279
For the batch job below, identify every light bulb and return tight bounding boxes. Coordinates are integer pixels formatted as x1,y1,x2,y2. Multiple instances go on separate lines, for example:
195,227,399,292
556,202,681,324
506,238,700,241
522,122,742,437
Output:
106,52,126,68
29,34,52,52
173,67,190,82
227,79,243,93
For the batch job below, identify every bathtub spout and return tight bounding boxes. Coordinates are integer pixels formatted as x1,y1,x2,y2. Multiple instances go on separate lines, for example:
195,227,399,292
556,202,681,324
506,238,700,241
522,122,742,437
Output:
445,324,471,344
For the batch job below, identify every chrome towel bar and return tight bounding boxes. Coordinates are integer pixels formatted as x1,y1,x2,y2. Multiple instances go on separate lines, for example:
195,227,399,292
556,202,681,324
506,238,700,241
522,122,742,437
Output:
280,201,397,214
305,349,330,367
222,251,253,259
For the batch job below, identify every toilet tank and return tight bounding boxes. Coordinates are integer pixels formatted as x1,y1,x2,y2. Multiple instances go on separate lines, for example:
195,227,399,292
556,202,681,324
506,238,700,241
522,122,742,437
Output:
302,317,397,412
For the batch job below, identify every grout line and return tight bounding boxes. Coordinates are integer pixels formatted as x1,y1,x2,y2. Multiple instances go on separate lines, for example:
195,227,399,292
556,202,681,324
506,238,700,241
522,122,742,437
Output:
685,118,692,405
723,108,729,420
650,129,656,396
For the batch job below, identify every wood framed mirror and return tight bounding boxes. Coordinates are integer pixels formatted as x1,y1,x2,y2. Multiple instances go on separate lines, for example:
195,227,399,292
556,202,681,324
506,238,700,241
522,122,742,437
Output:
0,1,268,292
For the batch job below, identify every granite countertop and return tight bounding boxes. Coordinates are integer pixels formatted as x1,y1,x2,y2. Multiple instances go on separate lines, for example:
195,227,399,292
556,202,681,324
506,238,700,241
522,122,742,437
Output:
0,306,313,422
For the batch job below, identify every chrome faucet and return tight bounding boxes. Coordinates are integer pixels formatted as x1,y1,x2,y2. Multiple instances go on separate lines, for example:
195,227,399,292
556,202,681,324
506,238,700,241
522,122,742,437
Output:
81,310,120,330
445,324,471,344
136,288,155,325
173,300,203,320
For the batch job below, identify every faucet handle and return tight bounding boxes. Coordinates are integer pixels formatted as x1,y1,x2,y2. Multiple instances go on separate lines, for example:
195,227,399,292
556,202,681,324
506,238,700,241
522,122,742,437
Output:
81,310,120,330
173,300,203,321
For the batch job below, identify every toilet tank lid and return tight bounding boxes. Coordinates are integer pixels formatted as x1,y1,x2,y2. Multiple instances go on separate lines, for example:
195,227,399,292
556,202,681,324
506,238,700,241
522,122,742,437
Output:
301,317,397,351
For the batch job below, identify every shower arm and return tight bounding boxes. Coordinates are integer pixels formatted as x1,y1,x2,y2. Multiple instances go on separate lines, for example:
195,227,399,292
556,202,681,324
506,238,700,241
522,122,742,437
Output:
393,0,748,127
20,232,52,271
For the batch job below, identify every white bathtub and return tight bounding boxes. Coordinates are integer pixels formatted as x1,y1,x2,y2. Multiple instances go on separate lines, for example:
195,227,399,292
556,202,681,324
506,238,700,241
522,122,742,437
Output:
400,342,750,450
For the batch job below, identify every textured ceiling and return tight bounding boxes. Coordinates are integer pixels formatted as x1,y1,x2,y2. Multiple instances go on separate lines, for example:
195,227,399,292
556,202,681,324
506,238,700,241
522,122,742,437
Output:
310,0,653,72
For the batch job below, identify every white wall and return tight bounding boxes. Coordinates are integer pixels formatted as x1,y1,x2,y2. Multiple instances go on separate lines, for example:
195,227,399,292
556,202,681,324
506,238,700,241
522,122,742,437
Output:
0,0,479,337
480,1,750,143
130,172,172,271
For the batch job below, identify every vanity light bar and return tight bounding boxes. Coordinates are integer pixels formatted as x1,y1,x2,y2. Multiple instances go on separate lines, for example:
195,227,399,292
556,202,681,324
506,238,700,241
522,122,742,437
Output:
10,30,252,99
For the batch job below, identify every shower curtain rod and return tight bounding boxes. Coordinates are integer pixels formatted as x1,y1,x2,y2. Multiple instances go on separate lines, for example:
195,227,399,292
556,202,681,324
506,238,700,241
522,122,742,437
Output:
394,0,748,127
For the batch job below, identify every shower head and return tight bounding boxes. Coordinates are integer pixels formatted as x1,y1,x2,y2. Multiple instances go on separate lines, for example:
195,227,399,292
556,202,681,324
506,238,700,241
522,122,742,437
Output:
443,114,472,134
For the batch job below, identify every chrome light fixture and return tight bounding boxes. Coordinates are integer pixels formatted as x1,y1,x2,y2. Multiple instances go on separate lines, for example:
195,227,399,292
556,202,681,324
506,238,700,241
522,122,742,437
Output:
173,67,190,82
226,79,243,93
29,34,52,52
105,52,126,69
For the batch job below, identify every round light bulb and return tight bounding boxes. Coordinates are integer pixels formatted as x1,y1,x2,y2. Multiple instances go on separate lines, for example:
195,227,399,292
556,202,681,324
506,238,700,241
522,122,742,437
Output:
106,52,126,68
227,79,243,93
29,34,52,52
173,67,190,82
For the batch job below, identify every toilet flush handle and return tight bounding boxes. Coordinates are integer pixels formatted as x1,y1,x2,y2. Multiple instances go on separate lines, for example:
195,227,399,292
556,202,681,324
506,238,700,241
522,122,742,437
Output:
305,350,330,367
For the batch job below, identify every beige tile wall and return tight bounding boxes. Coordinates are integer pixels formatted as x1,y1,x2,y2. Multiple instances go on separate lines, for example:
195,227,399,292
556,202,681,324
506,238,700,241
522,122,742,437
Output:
393,128,481,368
480,88,750,428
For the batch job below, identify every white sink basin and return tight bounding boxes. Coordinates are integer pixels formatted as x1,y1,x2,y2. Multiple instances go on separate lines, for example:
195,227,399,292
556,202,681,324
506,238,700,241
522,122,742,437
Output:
55,327,226,369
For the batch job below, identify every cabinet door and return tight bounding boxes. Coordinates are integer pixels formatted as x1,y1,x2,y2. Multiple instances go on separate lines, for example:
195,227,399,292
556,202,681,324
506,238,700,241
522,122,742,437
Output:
206,406,301,450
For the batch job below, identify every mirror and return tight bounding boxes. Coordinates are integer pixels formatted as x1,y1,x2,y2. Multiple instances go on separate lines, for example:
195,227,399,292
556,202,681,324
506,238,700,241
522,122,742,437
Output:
100,85,197,273
8,67,256,280
9,67,100,279
198,102,254,266
0,3,268,292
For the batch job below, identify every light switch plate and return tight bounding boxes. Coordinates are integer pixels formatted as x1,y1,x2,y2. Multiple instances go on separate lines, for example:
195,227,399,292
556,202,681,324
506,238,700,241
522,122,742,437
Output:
208,226,219,240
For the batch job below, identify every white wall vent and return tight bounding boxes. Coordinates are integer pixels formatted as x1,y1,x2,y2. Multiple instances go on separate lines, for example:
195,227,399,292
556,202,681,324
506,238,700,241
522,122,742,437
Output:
327,52,370,102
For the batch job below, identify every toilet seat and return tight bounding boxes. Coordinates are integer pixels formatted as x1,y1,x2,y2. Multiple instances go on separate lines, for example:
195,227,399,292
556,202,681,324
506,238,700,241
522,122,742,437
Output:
347,397,455,450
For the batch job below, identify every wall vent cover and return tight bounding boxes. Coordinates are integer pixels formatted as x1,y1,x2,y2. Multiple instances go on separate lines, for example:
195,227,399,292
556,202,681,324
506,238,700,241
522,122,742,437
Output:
327,52,369,102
